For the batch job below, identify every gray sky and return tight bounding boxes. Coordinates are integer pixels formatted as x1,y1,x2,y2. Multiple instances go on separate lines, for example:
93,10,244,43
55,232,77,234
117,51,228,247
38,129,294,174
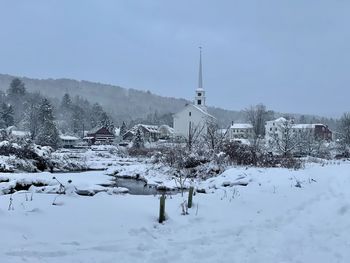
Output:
0,0,349,117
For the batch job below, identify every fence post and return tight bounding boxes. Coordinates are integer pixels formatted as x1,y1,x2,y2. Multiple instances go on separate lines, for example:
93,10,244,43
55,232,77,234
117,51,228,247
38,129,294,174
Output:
159,194,166,223
188,186,194,208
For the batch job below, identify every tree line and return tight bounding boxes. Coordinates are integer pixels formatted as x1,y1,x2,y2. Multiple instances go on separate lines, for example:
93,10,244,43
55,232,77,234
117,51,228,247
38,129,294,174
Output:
0,78,114,147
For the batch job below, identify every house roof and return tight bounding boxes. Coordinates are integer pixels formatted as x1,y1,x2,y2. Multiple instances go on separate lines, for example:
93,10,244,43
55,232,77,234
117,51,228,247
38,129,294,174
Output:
88,126,104,134
125,124,160,136
230,123,253,129
87,126,113,135
293,123,326,129
158,125,175,134
59,135,80,141
140,124,159,133
266,117,288,123
173,104,216,119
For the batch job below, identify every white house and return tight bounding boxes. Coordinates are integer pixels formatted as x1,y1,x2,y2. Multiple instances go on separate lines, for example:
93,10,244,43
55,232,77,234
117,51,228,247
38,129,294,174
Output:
265,117,290,141
265,118,333,142
228,123,253,140
173,48,216,138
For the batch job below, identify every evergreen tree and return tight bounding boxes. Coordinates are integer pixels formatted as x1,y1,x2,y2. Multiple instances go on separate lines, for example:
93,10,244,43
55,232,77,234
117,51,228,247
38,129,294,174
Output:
120,121,127,138
70,105,84,135
23,102,40,140
133,128,144,149
338,112,350,150
60,93,72,110
7,78,26,98
7,78,27,124
90,103,104,128
100,112,114,132
0,103,14,128
36,98,60,147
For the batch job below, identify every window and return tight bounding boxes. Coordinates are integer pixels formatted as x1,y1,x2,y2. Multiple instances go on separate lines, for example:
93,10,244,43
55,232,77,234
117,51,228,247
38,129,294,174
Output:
270,128,272,131
197,92,202,96
189,112,191,116
197,100,201,105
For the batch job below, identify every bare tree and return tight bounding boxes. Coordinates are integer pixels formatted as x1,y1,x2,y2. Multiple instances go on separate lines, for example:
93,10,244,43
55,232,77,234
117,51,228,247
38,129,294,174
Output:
245,104,273,155
270,119,299,157
202,120,229,151
295,129,325,157
186,121,205,151
245,104,271,139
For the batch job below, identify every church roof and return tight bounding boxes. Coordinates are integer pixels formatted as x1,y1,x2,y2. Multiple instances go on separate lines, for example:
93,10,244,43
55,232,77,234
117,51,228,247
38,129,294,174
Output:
173,104,215,119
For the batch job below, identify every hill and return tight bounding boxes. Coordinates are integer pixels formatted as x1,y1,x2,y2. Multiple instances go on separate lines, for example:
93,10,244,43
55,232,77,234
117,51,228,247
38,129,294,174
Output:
0,73,243,126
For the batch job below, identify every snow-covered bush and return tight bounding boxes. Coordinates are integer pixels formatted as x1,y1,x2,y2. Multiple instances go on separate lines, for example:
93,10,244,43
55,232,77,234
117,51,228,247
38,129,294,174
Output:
0,141,50,171
221,140,303,169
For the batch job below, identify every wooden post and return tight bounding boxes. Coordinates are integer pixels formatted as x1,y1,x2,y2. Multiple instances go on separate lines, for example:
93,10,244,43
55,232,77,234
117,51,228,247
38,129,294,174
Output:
159,194,166,223
188,186,194,208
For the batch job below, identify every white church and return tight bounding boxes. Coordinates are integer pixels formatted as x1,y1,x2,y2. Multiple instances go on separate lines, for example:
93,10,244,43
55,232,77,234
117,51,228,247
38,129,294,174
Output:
173,48,216,138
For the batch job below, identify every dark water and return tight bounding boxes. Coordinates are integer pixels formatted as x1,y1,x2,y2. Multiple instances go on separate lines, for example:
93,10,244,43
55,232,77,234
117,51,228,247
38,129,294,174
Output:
111,177,179,195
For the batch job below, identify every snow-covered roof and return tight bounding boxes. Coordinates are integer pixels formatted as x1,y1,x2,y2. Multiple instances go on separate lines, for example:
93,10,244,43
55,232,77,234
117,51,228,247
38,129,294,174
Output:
158,125,174,134
266,117,288,123
292,123,326,129
141,124,159,133
192,105,216,119
274,117,287,122
59,135,80,141
174,104,215,119
11,130,30,137
230,123,253,129
126,124,160,135
293,124,315,129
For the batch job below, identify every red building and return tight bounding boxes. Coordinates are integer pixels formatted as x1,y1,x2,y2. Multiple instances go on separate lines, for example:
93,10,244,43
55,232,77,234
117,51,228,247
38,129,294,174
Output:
84,127,115,145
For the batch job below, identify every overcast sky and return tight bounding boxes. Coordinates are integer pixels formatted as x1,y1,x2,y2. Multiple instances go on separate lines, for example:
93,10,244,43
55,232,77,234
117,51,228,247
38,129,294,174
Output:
0,0,349,117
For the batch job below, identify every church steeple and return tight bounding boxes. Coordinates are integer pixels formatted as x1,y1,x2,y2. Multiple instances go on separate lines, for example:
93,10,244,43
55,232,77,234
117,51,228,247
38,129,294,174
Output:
198,46,203,91
195,47,206,110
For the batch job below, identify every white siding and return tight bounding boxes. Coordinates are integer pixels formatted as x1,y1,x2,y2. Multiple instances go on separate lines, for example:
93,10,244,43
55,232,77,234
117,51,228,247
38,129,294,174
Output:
173,105,212,138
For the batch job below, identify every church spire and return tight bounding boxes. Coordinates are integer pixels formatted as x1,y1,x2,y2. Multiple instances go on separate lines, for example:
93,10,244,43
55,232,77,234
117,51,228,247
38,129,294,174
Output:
195,46,206,110
197,46,203,91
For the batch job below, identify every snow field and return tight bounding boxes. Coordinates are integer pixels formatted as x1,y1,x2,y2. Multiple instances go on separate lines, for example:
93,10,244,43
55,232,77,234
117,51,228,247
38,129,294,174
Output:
1,162,350,262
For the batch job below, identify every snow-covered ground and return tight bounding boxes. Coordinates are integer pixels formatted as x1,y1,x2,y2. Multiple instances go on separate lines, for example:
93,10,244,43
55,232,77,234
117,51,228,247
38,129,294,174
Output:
1,161,350,262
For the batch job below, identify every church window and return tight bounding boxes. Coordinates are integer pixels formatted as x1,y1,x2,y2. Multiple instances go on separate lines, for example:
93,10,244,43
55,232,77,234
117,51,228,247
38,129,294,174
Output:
189,112,191,116
197,92,202,96
197,100,202,105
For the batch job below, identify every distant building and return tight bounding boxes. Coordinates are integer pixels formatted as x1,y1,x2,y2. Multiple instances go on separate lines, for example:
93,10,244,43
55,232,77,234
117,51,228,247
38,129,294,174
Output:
265,117,332,142
265,117,290,141
173,48,216,138
158,125,174,139
7,126,30,140
292,123,332,141
84,127,115,145
228,123,254,140
59,135,80,148
123,124,160,142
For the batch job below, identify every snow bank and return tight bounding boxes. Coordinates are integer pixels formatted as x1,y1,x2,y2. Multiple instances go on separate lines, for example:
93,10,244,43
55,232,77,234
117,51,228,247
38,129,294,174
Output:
1,162,350,262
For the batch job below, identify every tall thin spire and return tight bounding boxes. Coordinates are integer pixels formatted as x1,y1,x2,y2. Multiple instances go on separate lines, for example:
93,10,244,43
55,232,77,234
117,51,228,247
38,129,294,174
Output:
195,46,206,109
197,46,203,90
